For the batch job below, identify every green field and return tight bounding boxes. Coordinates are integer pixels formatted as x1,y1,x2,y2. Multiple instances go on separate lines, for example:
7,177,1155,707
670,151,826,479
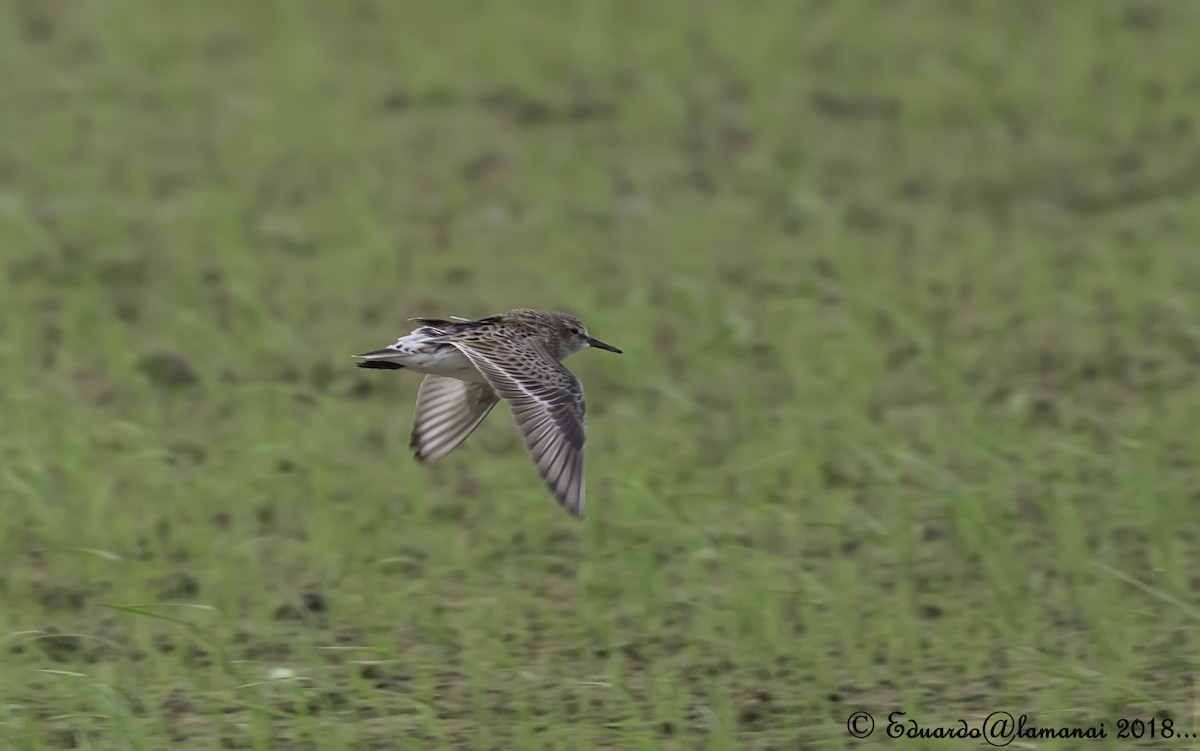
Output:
3,1,1199,748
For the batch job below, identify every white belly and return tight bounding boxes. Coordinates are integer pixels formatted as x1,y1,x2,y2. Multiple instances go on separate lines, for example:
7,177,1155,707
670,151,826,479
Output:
376,330,487,382
403,348,486,381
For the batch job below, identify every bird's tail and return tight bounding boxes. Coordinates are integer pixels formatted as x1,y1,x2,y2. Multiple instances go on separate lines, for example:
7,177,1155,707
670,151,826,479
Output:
354,348,407,370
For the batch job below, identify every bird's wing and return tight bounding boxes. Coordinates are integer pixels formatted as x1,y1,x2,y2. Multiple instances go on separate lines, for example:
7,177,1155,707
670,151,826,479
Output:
409,376,500,463
445,337,587,517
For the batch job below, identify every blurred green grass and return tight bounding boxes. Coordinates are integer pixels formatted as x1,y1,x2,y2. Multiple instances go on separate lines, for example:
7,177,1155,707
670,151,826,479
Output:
2,0,1200,748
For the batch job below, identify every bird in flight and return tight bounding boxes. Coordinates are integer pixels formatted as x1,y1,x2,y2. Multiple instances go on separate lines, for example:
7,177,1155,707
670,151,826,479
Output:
354,309,622,517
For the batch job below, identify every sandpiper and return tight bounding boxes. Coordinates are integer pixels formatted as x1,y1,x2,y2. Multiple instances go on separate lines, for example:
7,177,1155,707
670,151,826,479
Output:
354,309,622,518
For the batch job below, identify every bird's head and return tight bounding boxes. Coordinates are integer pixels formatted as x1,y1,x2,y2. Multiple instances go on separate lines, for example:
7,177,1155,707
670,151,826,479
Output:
544,312,623,360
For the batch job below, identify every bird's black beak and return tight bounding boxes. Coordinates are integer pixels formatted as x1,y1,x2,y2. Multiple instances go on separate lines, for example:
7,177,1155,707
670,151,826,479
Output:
588,337,622,354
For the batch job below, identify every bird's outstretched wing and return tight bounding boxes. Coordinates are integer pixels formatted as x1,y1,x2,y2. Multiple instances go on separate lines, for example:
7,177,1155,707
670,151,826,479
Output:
444,337,587,517
409,376,500,463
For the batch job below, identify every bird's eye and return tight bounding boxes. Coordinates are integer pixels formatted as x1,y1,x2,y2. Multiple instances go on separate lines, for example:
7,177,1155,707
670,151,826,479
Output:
569,327,582,336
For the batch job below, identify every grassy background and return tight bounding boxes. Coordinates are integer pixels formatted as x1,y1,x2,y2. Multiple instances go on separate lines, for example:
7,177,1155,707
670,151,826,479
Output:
2,0,1200,748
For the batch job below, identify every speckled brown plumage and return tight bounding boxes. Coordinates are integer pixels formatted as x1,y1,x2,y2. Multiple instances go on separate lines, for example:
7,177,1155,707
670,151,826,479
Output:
354,309,622,518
